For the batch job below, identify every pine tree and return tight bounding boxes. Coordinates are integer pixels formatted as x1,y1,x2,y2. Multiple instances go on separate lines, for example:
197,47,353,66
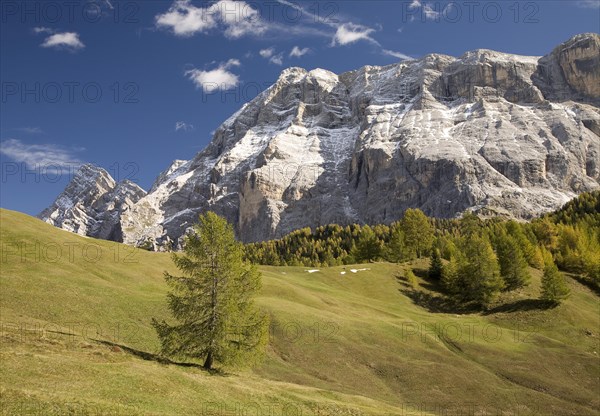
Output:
540,249,571,304
152,212,269,370
429,248,443,280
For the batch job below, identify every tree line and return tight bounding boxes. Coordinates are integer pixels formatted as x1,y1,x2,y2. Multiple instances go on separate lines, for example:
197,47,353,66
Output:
245,191,600,306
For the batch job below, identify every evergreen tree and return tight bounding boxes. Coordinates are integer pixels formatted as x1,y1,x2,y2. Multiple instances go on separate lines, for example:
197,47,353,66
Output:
152,212,269,370
429,248,443,280
441,255,460,295
351,225,382,263
386,223,406,263
401,209,434,259
457,235,504,306
495,232,531,290
540,249,570,304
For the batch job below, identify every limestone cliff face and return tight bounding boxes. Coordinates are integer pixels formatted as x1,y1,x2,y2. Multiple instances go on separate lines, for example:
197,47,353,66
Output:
534,33,600,103
41,34,600,246
40,164,146,240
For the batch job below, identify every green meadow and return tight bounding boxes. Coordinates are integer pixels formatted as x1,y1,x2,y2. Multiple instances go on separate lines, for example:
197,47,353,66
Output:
1,209,598,415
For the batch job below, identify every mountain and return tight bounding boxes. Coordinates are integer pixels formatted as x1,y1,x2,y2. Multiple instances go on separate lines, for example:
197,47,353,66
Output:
40,164,146,241
40,33,600,246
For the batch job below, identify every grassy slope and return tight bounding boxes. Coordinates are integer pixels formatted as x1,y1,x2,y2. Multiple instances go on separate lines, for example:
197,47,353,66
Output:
0,209,598,415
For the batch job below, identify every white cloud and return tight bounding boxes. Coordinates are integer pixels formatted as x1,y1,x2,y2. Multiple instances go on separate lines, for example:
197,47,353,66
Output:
331,23,378,46
289,46,310,58
0,139,83,171
269,53,284,65
41,32,85,51
423,4,440,19
155,0,266,39
259,47,275,58
382,49,412,60
408,0,440,20
218,0,267,39
185,59,241,93
14,127,43,134
258,47,283,65
175,121,194,132
33,27,54,34
408,0,421,10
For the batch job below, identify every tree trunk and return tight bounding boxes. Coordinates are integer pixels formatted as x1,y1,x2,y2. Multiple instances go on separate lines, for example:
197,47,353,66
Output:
204,351,213,370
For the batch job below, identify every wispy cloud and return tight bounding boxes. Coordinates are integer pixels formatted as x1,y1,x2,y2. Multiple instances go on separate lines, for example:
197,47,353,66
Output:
185,59,241,93
382,49,412,60
175,121,194,132
33,27,54,34
14,127,44,134
331,23,378,46
157,0,410,60
289,46,310,58
0,139,83,171
40,32,85,51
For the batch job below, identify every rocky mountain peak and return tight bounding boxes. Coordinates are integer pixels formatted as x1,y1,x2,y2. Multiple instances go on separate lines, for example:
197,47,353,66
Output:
40,34,600,248
40,164,146,239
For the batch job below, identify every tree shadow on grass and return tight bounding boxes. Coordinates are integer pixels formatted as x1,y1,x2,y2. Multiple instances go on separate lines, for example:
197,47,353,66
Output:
482,299,557,315
566,273,600,296
93,339,227,375
395,273,480,314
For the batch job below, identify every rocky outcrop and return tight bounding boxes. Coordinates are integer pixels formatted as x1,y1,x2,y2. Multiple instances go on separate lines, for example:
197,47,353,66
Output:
533,33,600,104
40,164,146,240
40,34,600,246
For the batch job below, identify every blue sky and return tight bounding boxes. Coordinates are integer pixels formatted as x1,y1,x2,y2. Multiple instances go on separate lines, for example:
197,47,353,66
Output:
1,0,599,216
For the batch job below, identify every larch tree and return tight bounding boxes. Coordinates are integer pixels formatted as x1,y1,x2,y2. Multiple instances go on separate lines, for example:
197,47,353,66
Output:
540,249,571,304
495,231,531,290
152,212,269,370
401,209,434,259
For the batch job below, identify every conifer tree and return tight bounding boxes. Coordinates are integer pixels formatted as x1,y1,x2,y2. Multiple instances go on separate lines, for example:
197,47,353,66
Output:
351,225,382,263
495,232,531,290
386,223,406,263
401,209,434,259
429,248,443,280
152,212,269,370
457,235,504,306
540,249,571,304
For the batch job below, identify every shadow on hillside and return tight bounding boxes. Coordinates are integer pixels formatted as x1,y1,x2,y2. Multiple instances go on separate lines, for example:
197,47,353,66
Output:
566,273,600,296
396,273,480,314
94,339,225,375
482,299,557,315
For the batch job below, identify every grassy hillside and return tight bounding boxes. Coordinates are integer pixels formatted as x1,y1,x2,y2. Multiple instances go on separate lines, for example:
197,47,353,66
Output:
1,209,599,415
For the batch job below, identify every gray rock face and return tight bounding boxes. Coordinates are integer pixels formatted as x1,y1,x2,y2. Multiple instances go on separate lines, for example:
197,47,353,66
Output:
40,164,146,240
41,34,600,246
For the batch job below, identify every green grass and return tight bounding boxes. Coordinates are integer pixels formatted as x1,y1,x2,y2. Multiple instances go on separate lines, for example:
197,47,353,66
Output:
1,208,599,415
